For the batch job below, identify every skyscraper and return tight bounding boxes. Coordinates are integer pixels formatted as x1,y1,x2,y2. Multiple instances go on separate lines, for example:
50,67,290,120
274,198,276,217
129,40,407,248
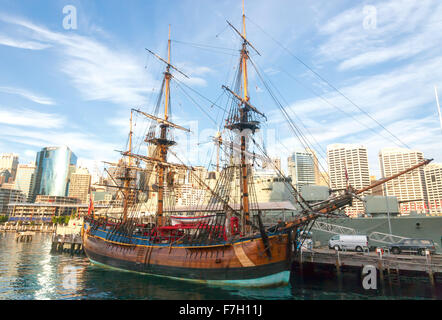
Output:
288,150,316,191
327,144,371,216
379,147,427,214
13,162,36,202
33,146,77,199
0,153,19,181
423,163,442,215
68,167,91,203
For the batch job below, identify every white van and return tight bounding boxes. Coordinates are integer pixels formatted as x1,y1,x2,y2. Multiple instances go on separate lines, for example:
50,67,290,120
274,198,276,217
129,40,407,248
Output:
328,235,369,252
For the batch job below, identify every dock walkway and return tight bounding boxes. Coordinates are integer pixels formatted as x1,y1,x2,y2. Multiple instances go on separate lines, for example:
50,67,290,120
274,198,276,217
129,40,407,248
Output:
295,248,442,285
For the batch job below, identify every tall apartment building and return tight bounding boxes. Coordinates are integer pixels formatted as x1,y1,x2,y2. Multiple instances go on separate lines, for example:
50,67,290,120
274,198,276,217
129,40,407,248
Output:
327,144,371,216
68,167,91,203
288,150,316,191
13,163,36,202
424,163,442,215
379,147,427,214
0,153,19,181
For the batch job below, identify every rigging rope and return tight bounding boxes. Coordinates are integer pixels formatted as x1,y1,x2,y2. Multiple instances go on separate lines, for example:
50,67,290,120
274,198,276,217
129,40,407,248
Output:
245,15,411,150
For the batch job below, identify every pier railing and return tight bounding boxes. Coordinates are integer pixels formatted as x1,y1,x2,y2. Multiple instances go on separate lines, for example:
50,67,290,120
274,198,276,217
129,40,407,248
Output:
310,221,357,235
0,224,56,233
367,232,409,244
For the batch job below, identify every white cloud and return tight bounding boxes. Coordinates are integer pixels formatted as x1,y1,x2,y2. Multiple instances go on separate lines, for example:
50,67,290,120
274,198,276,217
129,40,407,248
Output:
0,107,64,128
317,0,442,70
0,34,51,50
0,125,120,163
0,15,157,107
0,86,55,105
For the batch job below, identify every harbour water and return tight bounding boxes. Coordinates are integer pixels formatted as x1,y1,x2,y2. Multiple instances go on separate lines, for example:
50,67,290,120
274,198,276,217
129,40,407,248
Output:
0,233,439,300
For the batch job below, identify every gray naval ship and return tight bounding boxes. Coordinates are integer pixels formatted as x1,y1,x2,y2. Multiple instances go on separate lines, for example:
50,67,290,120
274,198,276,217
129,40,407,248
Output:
254,174,442,253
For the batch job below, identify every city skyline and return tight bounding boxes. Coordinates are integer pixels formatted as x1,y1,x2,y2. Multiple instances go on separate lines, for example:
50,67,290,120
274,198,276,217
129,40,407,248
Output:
0,0,441,179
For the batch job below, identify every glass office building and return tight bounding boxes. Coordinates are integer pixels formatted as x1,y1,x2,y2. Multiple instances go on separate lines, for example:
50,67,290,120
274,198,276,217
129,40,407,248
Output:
287,151,316,191
33,146,77,198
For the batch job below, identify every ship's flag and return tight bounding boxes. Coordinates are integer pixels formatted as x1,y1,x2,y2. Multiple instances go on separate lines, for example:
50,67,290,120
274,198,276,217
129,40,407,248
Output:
88,196,95,217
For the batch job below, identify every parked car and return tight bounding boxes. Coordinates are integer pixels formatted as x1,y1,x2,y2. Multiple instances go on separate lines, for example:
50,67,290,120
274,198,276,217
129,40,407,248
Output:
328,235,369,252
389,239,436,256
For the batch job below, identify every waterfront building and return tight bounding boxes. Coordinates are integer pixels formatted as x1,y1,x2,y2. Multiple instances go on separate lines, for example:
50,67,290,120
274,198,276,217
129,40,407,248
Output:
91,191,114,205
424,163,442,215
262,157,281,171
13,163,36,202
379,147,427,215
0,187,25,215
305,147,322,185
0,153,19,181
0,169,12,185
317,171,330,187
8,196,109,224
253,169,295,203
175,183,206,207
68,167,91,204
33,146,77,199
327,144,371,216
287,150,316,191
370,175,384,196
188,166,208,188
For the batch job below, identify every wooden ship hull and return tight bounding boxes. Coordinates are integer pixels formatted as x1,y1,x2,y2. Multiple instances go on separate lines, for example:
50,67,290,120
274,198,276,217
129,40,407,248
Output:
82,222,292,287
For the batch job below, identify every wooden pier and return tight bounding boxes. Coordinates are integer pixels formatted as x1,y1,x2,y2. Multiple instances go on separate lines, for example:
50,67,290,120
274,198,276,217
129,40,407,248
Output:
51,233,84,255
50,218,84,255
15,231,35,242
294,248,442,286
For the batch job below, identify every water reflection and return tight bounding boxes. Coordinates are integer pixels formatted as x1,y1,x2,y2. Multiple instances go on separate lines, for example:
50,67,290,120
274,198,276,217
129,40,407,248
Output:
0,233,440,300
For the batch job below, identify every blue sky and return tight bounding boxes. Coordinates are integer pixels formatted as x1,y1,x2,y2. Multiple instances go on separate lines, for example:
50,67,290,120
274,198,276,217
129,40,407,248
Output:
0,0,441,179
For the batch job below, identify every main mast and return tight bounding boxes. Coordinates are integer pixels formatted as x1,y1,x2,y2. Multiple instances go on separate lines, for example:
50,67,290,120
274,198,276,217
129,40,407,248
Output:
240,2,250,230
224,0,264,234
157,25,172,227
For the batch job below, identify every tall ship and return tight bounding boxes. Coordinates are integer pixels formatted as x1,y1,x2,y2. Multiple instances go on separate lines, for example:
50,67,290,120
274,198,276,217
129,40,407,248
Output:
81,3,435,286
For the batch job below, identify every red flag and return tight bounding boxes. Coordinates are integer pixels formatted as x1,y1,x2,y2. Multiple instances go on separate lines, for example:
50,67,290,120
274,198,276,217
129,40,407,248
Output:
87,196,95,216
